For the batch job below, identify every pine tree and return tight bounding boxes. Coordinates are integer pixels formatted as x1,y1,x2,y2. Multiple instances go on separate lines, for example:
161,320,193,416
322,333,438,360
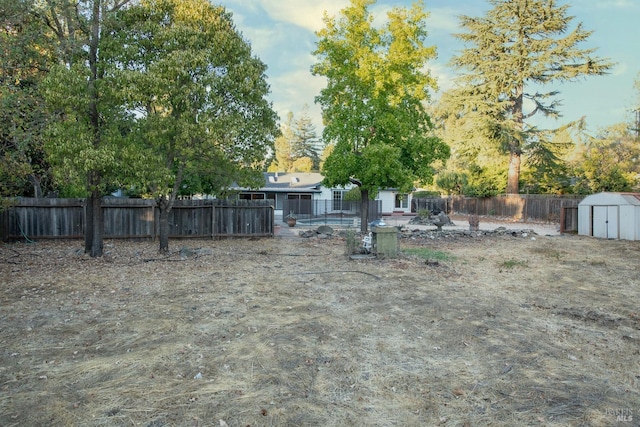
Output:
446,0,613,194
291,106,320,170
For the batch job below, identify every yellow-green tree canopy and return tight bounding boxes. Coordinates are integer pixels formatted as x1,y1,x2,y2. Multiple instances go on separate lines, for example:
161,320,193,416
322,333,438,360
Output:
312,0,449,230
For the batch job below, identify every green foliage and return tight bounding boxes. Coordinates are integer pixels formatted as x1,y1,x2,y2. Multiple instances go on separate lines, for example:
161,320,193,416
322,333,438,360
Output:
435,172,466,196
269,112,295,172
290,106,321,170
443,0,613,194
312,0,449,207
416,209,430,219
0,0,56,197
101,0,279,251
343,187,362,201
570,123,640,193
42,62,129,197
447,164,506,198
269,107,320,172
413,190,440,198
104,0,278,195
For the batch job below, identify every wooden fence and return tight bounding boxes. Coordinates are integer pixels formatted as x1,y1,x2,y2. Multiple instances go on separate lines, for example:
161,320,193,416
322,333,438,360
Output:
413,194,584,223
1,198,274,240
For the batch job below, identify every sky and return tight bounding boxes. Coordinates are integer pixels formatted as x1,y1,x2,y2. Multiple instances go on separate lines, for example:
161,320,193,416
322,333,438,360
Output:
219,0,640,136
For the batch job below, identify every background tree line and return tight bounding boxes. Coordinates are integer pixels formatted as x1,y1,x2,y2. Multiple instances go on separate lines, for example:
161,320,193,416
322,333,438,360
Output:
2,0,639,247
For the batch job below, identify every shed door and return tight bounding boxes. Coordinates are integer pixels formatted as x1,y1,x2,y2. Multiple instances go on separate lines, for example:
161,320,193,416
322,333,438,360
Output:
593,206,618,239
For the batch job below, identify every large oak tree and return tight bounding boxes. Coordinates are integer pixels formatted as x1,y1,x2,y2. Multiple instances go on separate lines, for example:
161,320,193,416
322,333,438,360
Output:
39,0,134,257
104,0,278,253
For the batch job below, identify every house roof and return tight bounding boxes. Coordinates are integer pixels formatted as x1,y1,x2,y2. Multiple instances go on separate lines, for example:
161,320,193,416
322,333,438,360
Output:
235,172,324,193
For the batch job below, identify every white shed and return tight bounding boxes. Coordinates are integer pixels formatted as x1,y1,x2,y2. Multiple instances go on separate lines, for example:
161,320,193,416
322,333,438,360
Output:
578,192,640,240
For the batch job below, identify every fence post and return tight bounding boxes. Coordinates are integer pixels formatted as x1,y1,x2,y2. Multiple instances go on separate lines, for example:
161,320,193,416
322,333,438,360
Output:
211,204,215,239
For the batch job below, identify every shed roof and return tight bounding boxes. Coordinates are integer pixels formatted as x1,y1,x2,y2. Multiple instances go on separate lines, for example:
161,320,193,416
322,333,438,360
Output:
578,192,640,206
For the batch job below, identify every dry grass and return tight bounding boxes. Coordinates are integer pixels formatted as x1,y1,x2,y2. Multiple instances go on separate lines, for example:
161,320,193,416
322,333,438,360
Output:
1,231,639,426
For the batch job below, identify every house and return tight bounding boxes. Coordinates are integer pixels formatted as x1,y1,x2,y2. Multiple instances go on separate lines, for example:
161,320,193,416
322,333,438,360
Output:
234,172,414,220
578,192,640,240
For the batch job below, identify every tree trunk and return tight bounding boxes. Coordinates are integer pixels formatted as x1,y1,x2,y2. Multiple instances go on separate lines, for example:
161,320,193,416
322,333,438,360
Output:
84,189,94,253
360,187,369,233
85,171,103,257
86,0,103,258
89,187,103,258
158,197,171,254
507,84,525,195
27,174,42,198
507,150,521,195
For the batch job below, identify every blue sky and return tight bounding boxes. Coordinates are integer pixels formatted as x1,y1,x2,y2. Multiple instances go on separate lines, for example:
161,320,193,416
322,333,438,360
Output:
219,0,639,136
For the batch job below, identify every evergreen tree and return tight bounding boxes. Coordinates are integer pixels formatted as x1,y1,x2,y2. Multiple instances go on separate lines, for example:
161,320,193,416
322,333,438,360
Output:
290,105,320,170
445,0,612,194
268,107,321,172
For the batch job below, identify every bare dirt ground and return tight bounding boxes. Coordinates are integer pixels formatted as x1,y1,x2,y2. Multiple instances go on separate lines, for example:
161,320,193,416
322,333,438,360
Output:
1,221,639,426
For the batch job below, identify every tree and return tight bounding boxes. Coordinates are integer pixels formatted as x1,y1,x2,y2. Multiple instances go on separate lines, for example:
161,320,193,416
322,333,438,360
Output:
38,0,134,257
290,105,320,170
0,0,56,198
447,0,612,194
571,123,640,193
268,112,295,172
312,0,449,232
104,0,278,253
268,107,320,172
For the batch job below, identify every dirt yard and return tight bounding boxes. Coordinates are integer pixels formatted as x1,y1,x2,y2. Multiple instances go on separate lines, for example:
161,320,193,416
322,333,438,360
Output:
1,225,639,426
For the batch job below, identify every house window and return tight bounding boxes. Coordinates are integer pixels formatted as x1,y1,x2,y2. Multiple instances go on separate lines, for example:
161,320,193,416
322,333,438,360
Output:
395,194,408,209
239,192,265,200
332,190,344,211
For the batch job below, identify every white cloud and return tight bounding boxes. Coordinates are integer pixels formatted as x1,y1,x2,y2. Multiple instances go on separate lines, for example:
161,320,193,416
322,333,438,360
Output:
270,68,326,129
252,0,350,32
573,0,637,9
596,0,636,8
427,7,460,32
428,62,456,95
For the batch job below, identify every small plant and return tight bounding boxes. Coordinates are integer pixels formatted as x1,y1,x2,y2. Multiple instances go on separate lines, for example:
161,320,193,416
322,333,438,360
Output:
344,228,358,255
417,209,431,219
499,258,528,271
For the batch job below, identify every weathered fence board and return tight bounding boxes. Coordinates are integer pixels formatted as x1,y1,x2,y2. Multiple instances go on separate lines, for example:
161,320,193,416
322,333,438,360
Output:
560,206,579,233
413,195,584,223
1,198,274,240
103,199,155,238
5,198,85,239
